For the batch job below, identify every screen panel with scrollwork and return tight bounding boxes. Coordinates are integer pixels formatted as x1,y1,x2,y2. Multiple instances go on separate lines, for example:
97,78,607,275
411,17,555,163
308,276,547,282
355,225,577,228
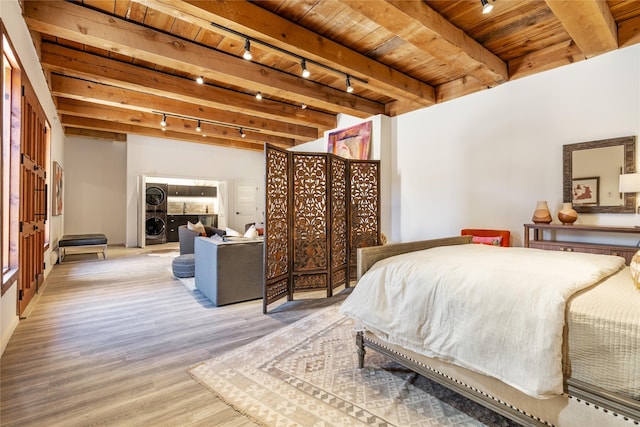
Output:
349,161,380,279
292,154,328,272
293,273,327,292
330,156,348,290
264,145,290,312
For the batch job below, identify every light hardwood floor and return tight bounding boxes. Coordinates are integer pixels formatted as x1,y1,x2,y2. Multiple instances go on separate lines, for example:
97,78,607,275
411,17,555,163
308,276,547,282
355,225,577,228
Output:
1,244,349,426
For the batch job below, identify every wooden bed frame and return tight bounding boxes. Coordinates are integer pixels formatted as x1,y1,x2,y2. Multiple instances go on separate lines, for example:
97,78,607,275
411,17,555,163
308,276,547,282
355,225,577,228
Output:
355,236,640,427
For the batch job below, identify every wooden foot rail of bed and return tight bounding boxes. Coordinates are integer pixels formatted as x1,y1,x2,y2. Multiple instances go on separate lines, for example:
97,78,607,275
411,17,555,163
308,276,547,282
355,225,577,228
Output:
356,331,547,427
355,331,640,427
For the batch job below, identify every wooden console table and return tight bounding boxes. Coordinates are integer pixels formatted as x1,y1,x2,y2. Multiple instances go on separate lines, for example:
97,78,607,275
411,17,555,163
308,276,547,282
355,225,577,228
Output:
524,223,640,265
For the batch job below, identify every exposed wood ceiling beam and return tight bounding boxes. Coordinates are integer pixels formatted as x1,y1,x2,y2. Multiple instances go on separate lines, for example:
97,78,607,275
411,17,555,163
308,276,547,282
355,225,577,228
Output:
56,98,294,147
508,40,586,80
49,74,298,147
51,74,293,147
132,0,436,111
65,127,127,142
545,0,617,57
23,0,384,119
436,76,488,104
61,115,264,151
619,15,640,47
40,43,335,134
337,0,508,88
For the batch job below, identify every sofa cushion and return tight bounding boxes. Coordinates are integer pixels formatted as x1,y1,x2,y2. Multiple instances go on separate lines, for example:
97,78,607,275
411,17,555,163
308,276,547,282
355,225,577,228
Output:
244,224,259,238
461,228,510,247
188,220,206,235
204,226,226,237
225,227,242,237
471,235,503,246
59,234,108,247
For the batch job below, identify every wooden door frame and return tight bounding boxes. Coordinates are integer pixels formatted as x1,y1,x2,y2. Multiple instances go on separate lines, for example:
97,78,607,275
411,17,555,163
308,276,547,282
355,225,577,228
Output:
18,79,48,315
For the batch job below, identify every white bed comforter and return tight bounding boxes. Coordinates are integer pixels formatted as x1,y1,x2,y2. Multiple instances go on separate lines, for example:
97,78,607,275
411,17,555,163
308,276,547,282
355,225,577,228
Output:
339,244,625,398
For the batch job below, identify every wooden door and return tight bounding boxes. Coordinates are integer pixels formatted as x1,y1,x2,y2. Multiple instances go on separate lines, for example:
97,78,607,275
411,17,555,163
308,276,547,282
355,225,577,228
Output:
233,180,258,231
18,82,47,314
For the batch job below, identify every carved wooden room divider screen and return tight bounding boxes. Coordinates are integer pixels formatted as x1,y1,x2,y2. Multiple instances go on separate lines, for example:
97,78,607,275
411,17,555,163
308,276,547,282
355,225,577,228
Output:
264,144,379,313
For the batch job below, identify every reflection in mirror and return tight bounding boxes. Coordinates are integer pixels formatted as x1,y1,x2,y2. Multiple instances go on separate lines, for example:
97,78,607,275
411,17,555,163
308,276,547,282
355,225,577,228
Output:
572,145,623,207
563,136,636,214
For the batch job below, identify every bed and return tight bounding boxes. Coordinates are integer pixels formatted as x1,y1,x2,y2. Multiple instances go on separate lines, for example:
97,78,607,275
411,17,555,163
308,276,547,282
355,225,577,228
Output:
339,236,640,427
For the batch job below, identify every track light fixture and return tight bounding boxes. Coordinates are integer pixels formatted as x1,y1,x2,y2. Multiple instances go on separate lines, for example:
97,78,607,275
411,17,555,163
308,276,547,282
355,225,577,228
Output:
345,75,354,93
481,0,493,14
242,39,253,60
209,22,367,94
196,76,204,84
256,92,262,100
301,59,310,78
154,111,260,139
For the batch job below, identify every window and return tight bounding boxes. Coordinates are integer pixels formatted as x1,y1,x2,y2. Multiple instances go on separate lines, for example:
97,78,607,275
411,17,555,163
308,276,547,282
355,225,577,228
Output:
2,54,9,271
2,32,20,293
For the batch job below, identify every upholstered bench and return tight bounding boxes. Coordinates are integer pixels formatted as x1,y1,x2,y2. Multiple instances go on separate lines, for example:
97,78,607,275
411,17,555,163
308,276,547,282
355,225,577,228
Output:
58,234,108,263
172,254,195,278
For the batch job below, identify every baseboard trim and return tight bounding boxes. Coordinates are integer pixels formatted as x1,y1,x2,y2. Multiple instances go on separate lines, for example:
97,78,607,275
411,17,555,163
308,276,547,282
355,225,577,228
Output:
1,314,20,356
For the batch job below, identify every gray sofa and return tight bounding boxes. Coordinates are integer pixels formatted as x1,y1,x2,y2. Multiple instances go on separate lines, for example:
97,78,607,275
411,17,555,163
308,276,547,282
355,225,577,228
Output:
194,236,264,306
178,225,225,255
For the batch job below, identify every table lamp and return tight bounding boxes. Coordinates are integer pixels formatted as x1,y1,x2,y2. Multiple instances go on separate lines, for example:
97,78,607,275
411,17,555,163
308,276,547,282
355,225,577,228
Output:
619,173,640,215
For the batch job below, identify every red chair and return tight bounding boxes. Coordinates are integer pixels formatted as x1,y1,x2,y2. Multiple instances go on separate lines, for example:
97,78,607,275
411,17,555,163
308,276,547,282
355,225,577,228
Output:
461,229,510,247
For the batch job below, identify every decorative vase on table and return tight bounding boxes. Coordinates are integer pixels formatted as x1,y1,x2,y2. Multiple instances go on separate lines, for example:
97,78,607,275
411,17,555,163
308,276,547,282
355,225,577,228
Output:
557,202,578,225
531,200,552,224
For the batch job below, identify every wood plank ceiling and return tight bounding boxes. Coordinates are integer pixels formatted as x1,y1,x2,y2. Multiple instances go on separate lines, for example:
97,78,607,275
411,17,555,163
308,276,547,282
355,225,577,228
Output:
21,0,640,152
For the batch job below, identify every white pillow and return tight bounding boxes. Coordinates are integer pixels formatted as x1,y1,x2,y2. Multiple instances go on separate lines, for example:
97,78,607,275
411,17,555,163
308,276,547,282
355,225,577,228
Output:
209,234,223,242
225,227,241,237
187,221,206,235
244,224,259,238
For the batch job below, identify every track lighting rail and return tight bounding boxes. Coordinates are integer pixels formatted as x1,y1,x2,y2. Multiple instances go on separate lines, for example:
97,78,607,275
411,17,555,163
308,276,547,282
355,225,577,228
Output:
208,21,368,85
153,111,261,134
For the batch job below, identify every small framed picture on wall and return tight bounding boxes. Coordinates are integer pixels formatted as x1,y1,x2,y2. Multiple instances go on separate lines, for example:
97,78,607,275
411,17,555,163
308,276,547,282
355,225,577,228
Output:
53,161,63,216
572,176,599,205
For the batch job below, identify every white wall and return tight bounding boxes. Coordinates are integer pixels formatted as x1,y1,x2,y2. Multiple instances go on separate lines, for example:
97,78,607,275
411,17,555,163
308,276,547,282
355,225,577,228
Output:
395,44,640,246
125,135,265,246
292,114,394,240
64,137,127,244
1,0,66,354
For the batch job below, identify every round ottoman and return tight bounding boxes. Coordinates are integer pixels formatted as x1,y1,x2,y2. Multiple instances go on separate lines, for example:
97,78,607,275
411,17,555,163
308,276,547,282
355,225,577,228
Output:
172,254,195,278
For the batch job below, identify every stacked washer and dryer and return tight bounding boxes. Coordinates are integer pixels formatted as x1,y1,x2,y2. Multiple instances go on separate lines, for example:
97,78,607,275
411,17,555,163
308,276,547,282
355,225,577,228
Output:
145,183,168,245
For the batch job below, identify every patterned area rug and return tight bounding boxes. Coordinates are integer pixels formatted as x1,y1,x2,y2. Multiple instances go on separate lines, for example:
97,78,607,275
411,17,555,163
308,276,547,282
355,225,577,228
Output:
189,304,519,426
